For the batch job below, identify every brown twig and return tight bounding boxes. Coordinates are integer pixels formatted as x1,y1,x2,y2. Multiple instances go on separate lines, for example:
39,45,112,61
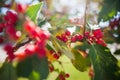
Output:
14,38,32,50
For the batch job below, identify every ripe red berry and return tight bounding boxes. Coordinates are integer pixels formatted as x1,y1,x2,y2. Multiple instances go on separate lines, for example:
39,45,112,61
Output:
23,20,36,33
65,30,71,36
5,25,19,40
49,65,54,72
65,73,70,78
17,3,27,13
6,11,18,24
71,36,77,42
84,31,90,38
56,35,62,40
37,48,46,58
0,27,3,32
93,29,103,39
61,33,66,38
4,44,14,53
76,34,83,41
61,36,68,43
96,39,106,46
0,23,5,28
53,54,59,59
58,74,65,80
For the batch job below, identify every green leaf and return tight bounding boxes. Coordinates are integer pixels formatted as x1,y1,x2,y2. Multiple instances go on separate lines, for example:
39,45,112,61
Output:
16,55,49,80
16,56,33,77
74,41,90,50
89,45,120,80
26,2,43,22
29,70,40,80
98,0,120,22
71,49,91,72
32,55,49,80
0,62,17,80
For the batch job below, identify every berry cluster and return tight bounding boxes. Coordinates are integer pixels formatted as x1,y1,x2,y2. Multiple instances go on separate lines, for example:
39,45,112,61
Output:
0,10,19,41
86,29,106,46
56,30,83,43
15,20,50,60
57,72,70,80
48,61,70,80
49,50,61,60
0,3,50,61
4,44,15,62
56,29,106,46
109,12,120,29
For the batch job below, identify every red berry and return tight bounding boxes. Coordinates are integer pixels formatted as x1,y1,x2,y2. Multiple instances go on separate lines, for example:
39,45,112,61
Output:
96,39,106,46
59,74,65,80
5,25,19,40
61,36,68,43
49,65,54,72
76,34,83,41
56,35,62,40
71,36,77,42
4,44,14,53
65,30,71,36
53,54,59,59
6,11,18,24
0,23,5,28
65,73,70,78
17,3,27,13
84,31,90,37
37,48,46,58
0,27,3,32
61,33,66,38
24,20,36,33
93,29,103,39
49,50,54,54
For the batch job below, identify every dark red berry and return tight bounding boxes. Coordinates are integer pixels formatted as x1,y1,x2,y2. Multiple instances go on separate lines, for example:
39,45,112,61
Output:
65,73,70,78
84,31,90,37
61,36,68,43
53,54,59,59
71,36,77,42
76,34,83,41
59,74,65,80
0,27,3,32
4,44,14,53
65,30,71,36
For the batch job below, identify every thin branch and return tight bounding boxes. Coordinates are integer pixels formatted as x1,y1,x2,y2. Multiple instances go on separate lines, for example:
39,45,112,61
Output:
14,38,32,50
83,0,88,37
